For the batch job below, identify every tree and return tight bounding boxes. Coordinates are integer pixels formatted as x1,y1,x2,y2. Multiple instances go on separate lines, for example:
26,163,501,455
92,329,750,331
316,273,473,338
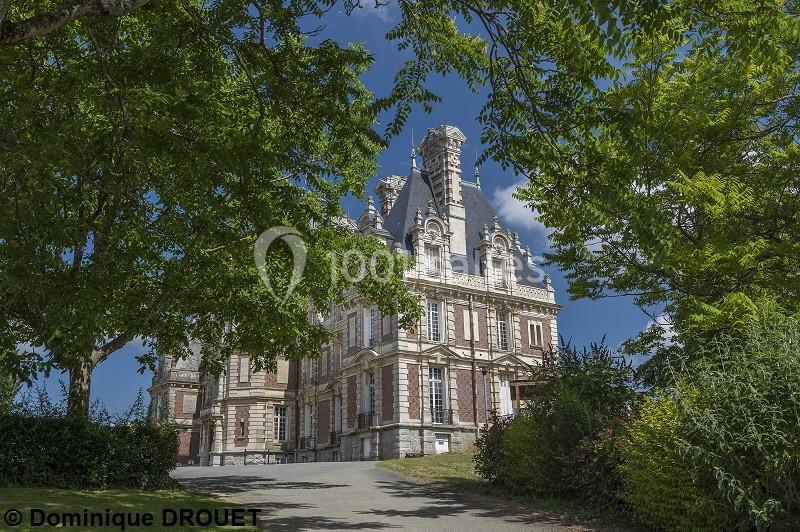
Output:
0,0,151,45
0,0,421,419
384,1,800,381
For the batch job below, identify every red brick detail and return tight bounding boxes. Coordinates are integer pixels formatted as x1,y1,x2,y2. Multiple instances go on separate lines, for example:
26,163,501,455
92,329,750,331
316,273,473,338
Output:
264,372,287,390
317,400,330,443
381,364,394,422
407,364,420,420
520,316,551,355
174,389,197,419
288,360,299,389
346,375,357,427
453,305,489,349
347,312,358,356
453,303,467,347
177,429,200,464
476,370,488,423
475,308,488,349
456,369,475,423
234,406,249,447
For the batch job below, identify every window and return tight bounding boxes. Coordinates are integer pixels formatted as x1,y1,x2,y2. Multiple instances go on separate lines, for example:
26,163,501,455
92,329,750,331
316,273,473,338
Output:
238,356,249,383
348,316,356,347
239,420,246,437
496,312,509,351
363,308,379,347
529,321,544,347
462,309,480,342
429,367,446,423
364,372,375,413
492,257,507,287
321,349,328,376
499,374,514,416
334,396,342,432
425,244,441,275
427,300,442,342
273,405,287,442
304,404,313,437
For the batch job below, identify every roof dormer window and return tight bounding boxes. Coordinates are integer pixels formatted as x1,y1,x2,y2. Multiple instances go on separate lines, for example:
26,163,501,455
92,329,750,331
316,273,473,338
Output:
425,244,441,276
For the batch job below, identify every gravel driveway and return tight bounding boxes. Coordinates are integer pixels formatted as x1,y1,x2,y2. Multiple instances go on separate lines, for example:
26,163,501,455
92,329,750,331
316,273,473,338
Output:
173,461,625,531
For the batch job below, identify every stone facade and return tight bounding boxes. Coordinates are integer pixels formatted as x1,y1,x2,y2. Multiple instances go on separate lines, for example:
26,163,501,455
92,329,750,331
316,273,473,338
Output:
151,124,560,465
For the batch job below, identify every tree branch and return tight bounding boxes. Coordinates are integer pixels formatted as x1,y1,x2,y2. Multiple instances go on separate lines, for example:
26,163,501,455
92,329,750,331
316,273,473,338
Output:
0,0,150,45
0,0,11,27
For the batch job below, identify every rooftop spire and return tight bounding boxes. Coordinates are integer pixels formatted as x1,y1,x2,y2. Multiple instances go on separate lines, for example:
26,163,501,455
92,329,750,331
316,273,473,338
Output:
474,149,481,188
411,129,417,170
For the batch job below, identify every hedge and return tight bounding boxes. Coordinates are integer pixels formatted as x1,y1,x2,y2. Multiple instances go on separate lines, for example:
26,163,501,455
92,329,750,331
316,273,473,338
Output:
0,414,179,489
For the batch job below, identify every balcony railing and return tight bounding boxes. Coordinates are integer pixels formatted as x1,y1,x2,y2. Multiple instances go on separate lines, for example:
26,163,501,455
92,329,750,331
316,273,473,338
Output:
431,407,453,425
357,411,374,430
330,431,341,445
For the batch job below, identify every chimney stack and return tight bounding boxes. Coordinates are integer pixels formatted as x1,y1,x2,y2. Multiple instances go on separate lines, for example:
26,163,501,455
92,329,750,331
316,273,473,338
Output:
419,125,468,256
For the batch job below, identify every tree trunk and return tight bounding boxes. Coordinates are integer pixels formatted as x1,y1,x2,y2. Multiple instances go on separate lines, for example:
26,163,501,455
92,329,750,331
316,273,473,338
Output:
67,361,93,420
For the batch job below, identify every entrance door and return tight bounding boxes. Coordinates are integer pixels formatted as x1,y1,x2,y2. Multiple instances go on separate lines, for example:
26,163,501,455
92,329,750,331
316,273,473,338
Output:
499,374,514,416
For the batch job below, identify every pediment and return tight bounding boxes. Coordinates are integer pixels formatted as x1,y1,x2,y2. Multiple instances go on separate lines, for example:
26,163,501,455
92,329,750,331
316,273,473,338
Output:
492,352,536,371
420,344,469,365
347,348,380,369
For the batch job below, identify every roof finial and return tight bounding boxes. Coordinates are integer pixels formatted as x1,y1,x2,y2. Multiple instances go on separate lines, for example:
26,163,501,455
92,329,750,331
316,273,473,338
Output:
474,149,481,188
411,128,417,170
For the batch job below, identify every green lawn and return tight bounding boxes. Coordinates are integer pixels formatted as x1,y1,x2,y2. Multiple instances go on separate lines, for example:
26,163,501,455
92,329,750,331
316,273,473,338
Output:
0,488,259,531
379,451,636,528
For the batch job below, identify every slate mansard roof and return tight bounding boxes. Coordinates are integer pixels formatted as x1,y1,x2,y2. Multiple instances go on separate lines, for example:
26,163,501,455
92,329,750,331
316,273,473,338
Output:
381,167,544,289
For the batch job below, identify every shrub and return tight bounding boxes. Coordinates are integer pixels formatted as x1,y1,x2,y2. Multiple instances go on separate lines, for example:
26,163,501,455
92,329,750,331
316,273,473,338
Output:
473,411,514,483
673,313,800,530
0,414,179,489
618,397,731,531
483,342,640,502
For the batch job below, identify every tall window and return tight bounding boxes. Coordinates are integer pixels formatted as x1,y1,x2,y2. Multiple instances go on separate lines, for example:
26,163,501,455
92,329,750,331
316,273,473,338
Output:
425,244,441,275
348,316,356,347
334,396,342,432
364,372,375,413
273,405,287,442
370,308,379,346
497,312,509,351
427,300,442,342
499,374,514,416
362,308,379,347
429,367,445,423
492,257,507,287
304,404,312,437
529,321,544,347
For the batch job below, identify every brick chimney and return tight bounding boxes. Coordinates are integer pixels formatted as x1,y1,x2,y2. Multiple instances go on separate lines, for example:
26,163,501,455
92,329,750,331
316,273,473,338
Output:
419,125,467,256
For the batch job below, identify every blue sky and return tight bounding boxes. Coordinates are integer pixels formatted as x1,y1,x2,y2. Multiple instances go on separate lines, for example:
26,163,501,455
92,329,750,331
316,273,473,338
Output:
32,4,650,414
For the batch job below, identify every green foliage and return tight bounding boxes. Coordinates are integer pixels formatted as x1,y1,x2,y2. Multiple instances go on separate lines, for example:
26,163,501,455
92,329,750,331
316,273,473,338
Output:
382,0,800,384
0,414,179,489
618,397,730,531
0,0,421,417
473,411,514,484
0,368,18,413
673,312,800,530
479,342,639,505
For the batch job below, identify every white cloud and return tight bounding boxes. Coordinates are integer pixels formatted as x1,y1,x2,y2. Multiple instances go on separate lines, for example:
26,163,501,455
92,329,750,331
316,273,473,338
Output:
644,314,676,344
349,2,396,23
490,180,549,243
